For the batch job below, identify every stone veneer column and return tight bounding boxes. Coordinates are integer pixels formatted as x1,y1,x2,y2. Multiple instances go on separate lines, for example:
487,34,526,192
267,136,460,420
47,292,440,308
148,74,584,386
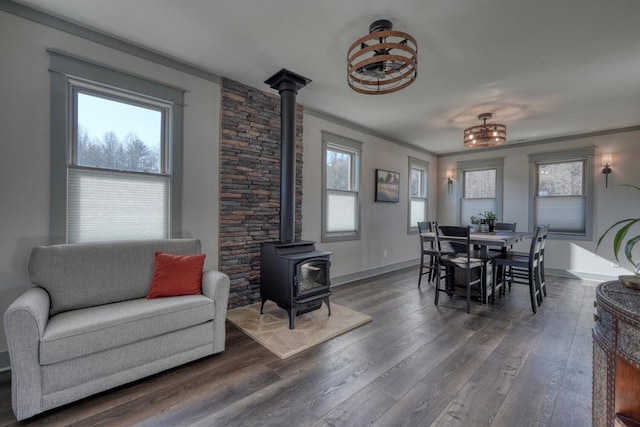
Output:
219,78,303,308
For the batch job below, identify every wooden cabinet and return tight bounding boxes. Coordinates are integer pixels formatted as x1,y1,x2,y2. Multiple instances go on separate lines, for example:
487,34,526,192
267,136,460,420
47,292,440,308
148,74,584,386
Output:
593,281,640,427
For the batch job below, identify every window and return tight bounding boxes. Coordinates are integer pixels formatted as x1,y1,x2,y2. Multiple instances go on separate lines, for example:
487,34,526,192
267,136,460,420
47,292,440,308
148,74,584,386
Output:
322,132,362,242
457,158,504,226
49,51,184,243
408,157,429,233
529,149,594,239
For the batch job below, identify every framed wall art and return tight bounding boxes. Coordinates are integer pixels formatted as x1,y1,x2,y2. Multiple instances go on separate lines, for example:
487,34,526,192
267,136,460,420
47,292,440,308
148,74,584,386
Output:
375,169,400,202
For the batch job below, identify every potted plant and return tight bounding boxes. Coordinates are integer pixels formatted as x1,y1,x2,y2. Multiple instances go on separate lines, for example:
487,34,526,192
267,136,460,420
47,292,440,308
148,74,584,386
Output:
470,216,481,233
596,184,640,282
479,211,498,232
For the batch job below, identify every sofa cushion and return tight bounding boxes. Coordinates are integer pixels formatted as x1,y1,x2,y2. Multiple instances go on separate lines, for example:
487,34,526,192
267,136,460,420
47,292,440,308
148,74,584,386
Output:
147,252,206,299
29,239,201,315
39,295,214,365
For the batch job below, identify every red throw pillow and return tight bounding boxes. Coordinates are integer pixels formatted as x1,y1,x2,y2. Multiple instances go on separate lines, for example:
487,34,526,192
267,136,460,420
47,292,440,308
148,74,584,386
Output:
147,252,206,299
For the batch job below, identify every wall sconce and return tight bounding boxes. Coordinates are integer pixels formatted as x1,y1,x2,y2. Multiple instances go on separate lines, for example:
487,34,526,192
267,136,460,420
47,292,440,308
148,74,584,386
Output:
602,154,612,188
446,170,454,194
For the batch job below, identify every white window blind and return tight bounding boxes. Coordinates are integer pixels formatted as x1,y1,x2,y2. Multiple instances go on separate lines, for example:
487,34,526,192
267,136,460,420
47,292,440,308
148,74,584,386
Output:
535,196,586,234
326,190,358,233
410,199,426,225
68,168,169,242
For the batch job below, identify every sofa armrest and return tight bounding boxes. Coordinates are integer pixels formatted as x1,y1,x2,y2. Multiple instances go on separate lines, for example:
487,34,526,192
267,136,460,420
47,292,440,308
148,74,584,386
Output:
201,270,230,353
4,286,51,420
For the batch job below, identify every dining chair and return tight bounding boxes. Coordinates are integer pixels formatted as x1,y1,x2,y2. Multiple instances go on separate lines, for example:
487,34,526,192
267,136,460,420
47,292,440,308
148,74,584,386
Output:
434,226,484,314
417,221,439,288
509,223,549,299
491,225,544,313
489,222,517,252
489,222,517,281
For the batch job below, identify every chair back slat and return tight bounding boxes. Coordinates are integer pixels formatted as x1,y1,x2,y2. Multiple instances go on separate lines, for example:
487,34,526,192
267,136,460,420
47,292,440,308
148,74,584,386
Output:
494,222,517,231
528,225,544,268
438,225,469,254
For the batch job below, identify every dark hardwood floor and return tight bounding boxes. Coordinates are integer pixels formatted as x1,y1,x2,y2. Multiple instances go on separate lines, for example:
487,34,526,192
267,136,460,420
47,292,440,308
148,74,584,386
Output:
0,267,595,426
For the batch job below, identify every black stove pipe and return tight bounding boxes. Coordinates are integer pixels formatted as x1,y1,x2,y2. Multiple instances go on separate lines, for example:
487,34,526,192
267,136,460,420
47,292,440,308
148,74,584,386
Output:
265,69,311,243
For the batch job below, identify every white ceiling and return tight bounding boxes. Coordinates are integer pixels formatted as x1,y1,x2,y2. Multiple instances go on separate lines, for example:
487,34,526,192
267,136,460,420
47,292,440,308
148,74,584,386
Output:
12,0,640,154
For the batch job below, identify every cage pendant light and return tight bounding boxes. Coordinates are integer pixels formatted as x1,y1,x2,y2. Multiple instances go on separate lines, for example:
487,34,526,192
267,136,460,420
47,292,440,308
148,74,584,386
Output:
347,19,418,95
463,113,507,148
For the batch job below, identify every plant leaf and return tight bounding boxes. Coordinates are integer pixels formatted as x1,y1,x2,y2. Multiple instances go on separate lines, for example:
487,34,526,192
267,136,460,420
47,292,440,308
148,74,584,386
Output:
619,184,640,192
596,219,635,252
624,235,640,266
612,220,640,262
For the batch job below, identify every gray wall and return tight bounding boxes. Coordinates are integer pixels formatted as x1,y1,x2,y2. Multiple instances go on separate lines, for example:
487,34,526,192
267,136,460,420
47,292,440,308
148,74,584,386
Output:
0,10,221,355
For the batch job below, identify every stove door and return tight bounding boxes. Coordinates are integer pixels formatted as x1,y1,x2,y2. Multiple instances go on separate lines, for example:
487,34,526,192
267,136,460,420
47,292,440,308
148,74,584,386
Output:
295,257,330,297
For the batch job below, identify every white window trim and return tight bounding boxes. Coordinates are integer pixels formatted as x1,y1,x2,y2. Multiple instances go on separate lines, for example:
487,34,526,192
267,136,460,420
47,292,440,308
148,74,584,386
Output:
528,148,595,240
321,131,362,243
49,50,184,244
456,158,504,226
407,157,429,234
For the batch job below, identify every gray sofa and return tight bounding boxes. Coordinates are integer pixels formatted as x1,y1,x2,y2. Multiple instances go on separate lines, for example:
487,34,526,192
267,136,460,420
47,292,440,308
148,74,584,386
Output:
3,239,230,421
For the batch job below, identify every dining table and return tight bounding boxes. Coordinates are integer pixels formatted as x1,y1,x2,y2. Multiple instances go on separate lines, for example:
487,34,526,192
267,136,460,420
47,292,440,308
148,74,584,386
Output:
420,230,532,304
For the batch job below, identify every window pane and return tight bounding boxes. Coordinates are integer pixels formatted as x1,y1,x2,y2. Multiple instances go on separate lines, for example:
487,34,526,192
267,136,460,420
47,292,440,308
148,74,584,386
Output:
410,199,426,226
327,191,357,233
326,149,352,190
536,196,586,233
68,168,169,242
464,169,496,198
77,92,163,173
410,168,423,197
460,198,496,226
538,161,584,196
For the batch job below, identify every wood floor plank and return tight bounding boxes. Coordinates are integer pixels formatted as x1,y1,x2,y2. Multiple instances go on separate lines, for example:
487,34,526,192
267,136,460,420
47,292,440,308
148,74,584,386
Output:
431,381,505,427
370,382,454,427
549,386,591,427
370,325,475,400
490,354,566,427
0,270,597,427
312,385,396,427
417,321,509,398
561,326,593,394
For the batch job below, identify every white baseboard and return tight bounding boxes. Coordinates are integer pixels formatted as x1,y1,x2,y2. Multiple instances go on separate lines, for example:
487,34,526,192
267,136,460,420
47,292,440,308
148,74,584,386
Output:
546,268,616,284
331,259,419,287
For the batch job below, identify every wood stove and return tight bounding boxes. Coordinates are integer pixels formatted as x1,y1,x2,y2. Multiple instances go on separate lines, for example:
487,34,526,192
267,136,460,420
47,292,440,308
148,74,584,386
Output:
260,241,331,329
260,69,332,329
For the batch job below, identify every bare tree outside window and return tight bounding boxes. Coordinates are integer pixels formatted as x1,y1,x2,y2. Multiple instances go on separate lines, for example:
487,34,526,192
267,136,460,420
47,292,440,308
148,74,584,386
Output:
326,149,352,190
538,161,583,196
464,169,496,198
410,168,422,197
76,92,162,174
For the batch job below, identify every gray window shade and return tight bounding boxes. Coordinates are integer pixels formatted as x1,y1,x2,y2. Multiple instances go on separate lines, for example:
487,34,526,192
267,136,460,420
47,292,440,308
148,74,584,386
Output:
535,196,586,234
460,198,496,226
326,190,357,233
68,168,169,242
